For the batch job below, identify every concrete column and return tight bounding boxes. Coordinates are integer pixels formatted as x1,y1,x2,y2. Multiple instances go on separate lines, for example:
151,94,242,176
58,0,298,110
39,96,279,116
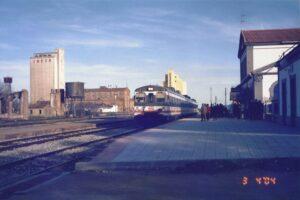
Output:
20,90,29,119
8,97,12,118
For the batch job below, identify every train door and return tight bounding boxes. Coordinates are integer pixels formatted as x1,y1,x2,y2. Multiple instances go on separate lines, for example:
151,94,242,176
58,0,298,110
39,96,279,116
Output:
148,93,155,103
290,75,297,126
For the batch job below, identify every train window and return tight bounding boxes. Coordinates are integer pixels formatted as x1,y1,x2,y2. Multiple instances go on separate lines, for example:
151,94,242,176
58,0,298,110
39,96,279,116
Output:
135,97,144,103
157,98,165,103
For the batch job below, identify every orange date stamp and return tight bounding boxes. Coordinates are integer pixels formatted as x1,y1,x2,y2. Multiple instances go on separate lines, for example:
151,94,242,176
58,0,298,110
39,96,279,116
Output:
241,176,277,186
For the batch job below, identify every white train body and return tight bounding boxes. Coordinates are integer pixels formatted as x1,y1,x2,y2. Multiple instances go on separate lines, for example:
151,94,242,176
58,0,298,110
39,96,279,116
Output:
134,85,198,119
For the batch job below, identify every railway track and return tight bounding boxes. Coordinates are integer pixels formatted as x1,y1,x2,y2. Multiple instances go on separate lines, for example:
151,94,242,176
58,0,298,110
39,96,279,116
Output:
0,121,148,196
0,123,126,152
0,125,139,169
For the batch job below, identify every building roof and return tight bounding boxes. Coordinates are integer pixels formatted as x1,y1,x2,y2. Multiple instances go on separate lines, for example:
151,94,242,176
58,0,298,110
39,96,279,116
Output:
85,86,130,93
277,44,300,71
238,28,300,58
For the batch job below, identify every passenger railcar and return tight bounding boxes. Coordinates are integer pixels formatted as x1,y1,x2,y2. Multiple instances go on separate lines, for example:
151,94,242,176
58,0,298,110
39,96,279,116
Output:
134,85,198,120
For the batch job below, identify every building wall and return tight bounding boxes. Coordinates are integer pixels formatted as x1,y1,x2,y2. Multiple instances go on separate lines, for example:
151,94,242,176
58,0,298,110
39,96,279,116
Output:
279,58,300,118
56,48,65,89
240,45,294,102
84,87,131,112
254,78,263,101
50,89,65,116
0,90,29,120
163,69,187,95
240,47,253,82
30,106,54,117
252,45,293,71
252,45,293,102
262,72,277,102
30,48,65,104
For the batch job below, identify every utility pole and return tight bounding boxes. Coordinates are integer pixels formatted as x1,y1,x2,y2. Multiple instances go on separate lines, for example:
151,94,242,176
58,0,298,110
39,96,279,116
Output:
225,88,227,106
215,96,218,105
210,87,212,105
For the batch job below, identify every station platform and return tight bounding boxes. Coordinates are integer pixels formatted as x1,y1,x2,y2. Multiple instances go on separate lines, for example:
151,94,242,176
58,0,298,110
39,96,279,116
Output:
76,117,300,171
10,118,300,200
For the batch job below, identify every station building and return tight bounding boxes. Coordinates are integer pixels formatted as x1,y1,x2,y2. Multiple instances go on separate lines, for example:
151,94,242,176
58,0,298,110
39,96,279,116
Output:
277,44,300,127
231,28,300,117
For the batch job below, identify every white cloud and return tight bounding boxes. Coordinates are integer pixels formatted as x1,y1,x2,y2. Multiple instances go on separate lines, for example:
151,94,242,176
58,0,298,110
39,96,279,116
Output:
67,63,146,78
64,24,103,34
65,63,160,93
46,38,142,48
197,17,240,43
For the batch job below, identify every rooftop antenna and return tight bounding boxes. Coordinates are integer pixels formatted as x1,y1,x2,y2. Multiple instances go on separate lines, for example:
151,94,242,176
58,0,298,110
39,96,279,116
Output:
240,14,246,29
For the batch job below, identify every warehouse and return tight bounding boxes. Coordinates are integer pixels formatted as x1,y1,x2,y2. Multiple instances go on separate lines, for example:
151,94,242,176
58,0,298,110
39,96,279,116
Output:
84,86,132,113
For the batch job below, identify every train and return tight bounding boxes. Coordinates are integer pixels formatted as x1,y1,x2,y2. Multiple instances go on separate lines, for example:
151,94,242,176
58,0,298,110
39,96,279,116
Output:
133,85,198,120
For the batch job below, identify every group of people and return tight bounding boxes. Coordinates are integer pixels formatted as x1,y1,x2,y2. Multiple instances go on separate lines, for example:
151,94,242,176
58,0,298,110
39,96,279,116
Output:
200,99,265,121
232,101,242,119
245,100,264,120
200,104,211,121
232,100,264,120
200,103,229,121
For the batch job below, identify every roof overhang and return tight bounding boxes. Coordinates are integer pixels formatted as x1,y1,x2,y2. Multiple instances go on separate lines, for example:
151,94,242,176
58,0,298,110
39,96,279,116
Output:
277,44,300,71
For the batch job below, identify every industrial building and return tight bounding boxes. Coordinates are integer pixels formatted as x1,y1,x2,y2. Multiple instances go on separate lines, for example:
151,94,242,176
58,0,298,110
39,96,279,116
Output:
0,77,29,120
84,86,132,113
29,89,65,117
163,69,187,95
30,48,65,104
277,44,300,127
231,28,300,117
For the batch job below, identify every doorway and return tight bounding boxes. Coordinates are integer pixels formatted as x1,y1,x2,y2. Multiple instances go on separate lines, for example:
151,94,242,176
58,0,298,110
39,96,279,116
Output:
290,75,297,126
282,79,287,125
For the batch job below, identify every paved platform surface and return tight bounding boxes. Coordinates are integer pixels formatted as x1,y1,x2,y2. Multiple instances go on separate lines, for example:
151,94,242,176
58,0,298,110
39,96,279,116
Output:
77,118,300,170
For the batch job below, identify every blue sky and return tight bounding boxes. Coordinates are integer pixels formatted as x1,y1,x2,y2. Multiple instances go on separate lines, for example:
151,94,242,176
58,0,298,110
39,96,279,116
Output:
0,0,299,104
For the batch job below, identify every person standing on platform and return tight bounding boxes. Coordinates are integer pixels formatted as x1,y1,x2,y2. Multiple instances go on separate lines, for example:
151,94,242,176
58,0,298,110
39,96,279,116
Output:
207,104,211,120
201,104,207,122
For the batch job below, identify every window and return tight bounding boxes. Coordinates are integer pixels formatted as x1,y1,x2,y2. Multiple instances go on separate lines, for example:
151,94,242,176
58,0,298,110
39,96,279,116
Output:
157,98,165,103
30,110,33,114
39,109,42,114
135,97,145,103
37,60,39,63
49,59,51,62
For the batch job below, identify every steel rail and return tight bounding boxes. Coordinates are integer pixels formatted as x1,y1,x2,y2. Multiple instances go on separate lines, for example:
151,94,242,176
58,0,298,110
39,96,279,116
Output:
0,126,143,194
0,119,133,152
